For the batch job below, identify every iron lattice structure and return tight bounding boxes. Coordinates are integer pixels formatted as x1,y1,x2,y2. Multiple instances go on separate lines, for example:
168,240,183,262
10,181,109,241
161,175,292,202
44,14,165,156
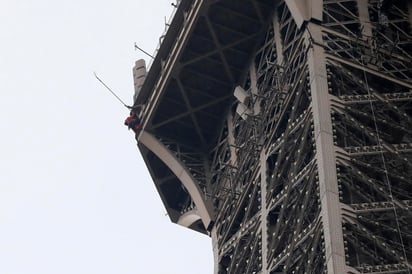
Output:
132,0,412,273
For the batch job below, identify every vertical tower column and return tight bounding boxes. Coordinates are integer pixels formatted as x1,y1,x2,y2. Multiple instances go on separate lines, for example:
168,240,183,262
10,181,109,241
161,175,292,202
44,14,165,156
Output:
260,152,268,272
306,22,346,274
357,0,373,38
273,9,284,66
211,228,219,274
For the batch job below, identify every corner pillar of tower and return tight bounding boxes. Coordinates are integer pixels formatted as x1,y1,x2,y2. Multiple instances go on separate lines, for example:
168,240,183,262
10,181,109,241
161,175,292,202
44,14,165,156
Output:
356,0,373,39
305,22,346,273
211,228,219,274
285,0,323,28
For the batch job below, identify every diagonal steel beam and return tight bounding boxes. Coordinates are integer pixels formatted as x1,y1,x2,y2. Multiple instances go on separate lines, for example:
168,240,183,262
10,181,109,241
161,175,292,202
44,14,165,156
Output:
180,32,256,67
176,77,208,148
205,16,235,83
151,94,232,129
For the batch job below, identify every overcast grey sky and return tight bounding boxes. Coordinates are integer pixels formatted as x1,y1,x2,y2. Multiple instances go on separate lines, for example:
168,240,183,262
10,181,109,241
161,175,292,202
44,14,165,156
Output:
0,1,213,273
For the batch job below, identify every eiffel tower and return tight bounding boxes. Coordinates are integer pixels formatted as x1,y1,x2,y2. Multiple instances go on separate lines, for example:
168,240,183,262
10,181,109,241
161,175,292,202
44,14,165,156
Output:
131,0,412,273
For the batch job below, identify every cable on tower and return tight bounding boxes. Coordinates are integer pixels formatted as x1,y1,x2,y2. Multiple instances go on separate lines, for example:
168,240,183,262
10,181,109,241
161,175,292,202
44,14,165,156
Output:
94,72,132,109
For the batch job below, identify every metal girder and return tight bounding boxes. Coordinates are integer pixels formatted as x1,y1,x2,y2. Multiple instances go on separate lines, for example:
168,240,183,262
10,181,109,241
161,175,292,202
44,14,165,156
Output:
141,0,205,129
177,208,202,227
175,78,208,148
151,94,230,130
138,131,213,230
284,0,323,28
180,32,256,67
350,200,412,214
326,54,412,90
306,21,346,274
204,17,235,83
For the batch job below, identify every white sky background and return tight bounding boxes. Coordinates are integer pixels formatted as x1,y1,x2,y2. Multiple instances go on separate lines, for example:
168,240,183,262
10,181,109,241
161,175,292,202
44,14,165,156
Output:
0,1,213,273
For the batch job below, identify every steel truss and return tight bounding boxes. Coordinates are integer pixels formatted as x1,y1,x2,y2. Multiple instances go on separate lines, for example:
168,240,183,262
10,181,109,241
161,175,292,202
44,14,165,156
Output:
205,0,412,273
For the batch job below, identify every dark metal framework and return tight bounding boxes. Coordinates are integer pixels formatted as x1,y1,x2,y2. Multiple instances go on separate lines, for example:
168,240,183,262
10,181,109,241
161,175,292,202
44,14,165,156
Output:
133,0,412,273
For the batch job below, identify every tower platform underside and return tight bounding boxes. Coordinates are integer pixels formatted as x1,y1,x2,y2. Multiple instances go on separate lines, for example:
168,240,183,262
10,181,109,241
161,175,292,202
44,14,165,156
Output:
133,0,412,273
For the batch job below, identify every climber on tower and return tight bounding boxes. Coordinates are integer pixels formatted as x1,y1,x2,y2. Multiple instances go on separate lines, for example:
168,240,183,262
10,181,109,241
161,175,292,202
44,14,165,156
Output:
124,111,142,133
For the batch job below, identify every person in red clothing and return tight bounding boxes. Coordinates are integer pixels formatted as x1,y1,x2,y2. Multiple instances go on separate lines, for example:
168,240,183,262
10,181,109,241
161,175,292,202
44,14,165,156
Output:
124,112,142,133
